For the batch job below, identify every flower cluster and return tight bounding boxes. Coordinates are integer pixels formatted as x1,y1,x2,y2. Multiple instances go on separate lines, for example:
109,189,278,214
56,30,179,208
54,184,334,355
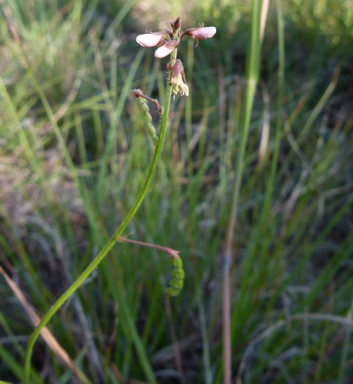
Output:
135,17,216,97
136,19,216,59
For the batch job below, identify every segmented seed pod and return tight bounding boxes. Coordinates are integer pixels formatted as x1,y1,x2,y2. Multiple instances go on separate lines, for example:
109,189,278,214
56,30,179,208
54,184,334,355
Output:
166,257,184,297
137,97,158,144
170,257,183,269
171,269,185,279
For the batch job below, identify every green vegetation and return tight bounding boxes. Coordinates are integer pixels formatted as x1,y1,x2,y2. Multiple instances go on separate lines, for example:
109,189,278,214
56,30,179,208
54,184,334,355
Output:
0,0,352,383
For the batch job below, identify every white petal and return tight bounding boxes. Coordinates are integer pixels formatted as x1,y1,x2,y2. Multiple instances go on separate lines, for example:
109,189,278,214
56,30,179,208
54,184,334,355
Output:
154,44,175,58
154,41,178,58
191,27,216,39
136,34,163,47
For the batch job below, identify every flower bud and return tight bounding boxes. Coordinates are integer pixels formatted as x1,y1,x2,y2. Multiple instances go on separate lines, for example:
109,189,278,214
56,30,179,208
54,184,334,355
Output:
170,17,181,33
136,32,165,47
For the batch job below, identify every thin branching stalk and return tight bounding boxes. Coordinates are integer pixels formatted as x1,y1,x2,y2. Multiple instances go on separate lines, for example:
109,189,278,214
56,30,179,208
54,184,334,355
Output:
23,46,179,384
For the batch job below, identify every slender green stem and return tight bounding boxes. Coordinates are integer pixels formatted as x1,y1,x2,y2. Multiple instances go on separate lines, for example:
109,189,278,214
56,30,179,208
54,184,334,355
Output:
222,0,262,382
24,49,177,383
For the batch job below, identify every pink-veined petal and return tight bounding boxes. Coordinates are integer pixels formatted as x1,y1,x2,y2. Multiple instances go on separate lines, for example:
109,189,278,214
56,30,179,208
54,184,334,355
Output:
136,33,164,47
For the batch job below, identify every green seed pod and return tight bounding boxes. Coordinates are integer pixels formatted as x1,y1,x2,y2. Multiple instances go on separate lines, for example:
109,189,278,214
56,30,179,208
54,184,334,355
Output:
172,269,185,279
136,97,158,144
139,99,149,111
165,287,180,296
169,278,182,289
167,257,184,297
142,105,150,114
170,257,183,269
171,279,184,290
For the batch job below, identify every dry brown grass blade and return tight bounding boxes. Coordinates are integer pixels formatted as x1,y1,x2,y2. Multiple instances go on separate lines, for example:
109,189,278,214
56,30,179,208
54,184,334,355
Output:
0,266,89,382
260,0,270,44
0,0,21,45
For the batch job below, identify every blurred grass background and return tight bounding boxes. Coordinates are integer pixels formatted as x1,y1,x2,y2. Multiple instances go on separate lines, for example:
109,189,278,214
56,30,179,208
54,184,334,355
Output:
0,0,353,383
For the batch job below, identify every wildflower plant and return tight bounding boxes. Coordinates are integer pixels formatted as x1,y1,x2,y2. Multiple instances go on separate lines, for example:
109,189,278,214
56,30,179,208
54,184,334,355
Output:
23,16,216,382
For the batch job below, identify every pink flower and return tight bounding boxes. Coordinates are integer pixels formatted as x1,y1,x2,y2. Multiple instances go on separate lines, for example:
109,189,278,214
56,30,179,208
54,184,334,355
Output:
186,26,216,40
154,40,179,58
190,26,216,39
136,32,166,47
184,25,216,47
